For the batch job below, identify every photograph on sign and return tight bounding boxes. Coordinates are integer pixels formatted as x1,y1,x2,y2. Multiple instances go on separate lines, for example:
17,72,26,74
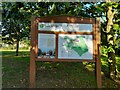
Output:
38,34,56,58
38,22,92,32
58,34,93,59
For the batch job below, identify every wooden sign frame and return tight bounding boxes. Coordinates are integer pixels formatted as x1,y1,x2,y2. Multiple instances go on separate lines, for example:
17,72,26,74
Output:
30,16,101,88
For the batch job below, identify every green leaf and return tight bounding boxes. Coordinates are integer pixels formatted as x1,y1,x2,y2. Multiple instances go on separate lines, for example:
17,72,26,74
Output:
101,3,106,7
116,19,120,23
113,24,119,30
74,8,77,12
67,10,72,15
101,2,112,7
95,6,104,12
112,4,118,8
108,46,115,53
49,3,56,14
65,3,70,8
106,2,113,7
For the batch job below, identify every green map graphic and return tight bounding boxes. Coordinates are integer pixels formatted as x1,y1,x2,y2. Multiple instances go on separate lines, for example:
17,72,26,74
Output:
63,36,88,57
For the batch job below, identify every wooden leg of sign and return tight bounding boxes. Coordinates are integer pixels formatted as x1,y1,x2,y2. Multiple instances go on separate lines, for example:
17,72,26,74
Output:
29,58,36,88
96,59,101,88
96,44,101,88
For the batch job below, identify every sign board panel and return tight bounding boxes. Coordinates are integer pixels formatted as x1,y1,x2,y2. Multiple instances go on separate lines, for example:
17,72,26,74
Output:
38,22,93,60
58,34,93,59
38,34,56,58
38,23,92,32
38,34,93,60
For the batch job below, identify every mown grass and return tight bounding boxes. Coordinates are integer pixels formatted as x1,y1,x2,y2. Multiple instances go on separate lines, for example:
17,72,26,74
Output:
1,50,120,88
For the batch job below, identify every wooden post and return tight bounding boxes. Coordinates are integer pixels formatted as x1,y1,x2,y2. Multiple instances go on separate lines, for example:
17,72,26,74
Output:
30,16,37,88
95,18,101,88
55,33,58,60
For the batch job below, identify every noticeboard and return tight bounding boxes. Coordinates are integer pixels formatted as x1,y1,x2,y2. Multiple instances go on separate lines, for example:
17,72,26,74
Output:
37,23,93,60
30,16,101,88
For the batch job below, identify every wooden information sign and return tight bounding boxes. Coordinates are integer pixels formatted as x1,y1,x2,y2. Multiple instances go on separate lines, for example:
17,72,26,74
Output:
30,16,101,88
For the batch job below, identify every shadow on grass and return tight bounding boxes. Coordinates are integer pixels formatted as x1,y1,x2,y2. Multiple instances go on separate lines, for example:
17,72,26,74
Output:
2,50,97,88
2,50,30,88
2,50,120,88
36,61,97,88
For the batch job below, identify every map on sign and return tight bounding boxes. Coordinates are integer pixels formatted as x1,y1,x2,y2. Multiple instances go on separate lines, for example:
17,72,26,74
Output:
58,34,93,59
63,36,88,56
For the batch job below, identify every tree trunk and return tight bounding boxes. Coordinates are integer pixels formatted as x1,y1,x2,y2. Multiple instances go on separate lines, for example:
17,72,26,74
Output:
108,52,117,79
16,38,19,56
106,3,117,79
15,30,20,56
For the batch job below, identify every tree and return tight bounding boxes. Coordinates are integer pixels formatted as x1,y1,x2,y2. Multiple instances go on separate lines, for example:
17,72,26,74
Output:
86,2,120,79
2,2,30,56
100,1,120,79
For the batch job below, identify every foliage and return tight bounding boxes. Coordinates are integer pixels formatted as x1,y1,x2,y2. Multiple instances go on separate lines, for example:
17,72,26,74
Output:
2,2,30,45
2,2,120,47
2,2,31,55
101,46,108,55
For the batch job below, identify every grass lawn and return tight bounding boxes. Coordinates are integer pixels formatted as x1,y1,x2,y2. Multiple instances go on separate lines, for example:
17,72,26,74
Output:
1,50,120,88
